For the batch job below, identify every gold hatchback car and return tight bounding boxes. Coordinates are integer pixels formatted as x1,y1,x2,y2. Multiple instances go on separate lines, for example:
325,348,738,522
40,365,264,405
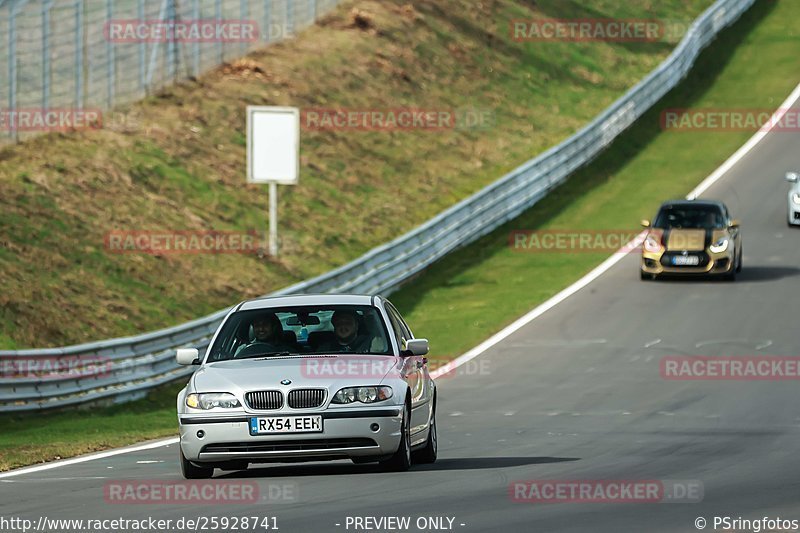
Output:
640,200,742,281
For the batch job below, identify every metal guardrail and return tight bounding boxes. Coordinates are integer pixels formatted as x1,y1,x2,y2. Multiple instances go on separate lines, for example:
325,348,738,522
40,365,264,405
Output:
0,0,340,145
0,0,756,411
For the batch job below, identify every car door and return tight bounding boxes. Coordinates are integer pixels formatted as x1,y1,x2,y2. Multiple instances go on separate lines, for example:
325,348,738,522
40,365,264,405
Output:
385,301,431,439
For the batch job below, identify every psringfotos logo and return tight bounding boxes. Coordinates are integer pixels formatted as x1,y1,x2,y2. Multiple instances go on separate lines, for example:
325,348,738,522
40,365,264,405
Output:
510,479,703,504
510,18,664,42
104,19,259,43
104,230,259,255
509,230,644,253
103,480,298,504
660,356,800,381
0,355,112,380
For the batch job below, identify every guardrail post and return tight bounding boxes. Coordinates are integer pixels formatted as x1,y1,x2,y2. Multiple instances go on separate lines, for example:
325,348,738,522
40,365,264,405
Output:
138,0,145,94
106,0,115,108
192,0,200,77
264,0,271,42
215,0,222,64
166,0,177,81
41,1,55,112
286,0,293,37
74,0,84,109
8,1,18,142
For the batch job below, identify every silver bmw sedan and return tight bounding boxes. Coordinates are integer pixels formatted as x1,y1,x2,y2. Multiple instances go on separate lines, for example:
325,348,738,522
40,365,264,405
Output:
175,294,436,478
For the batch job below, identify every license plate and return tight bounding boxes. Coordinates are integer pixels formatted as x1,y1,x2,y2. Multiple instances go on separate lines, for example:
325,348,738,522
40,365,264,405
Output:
672,255,699,266
249,415,323,435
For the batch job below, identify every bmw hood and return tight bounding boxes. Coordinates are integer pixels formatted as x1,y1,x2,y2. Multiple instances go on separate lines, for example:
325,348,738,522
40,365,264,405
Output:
191,355,404,393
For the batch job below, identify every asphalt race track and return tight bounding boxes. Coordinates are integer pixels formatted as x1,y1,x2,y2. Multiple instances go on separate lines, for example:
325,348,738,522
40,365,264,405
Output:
2,102,800,533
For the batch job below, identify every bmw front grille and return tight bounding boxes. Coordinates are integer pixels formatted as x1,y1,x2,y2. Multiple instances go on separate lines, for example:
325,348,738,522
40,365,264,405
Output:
288,389,326,409
245,390,283,410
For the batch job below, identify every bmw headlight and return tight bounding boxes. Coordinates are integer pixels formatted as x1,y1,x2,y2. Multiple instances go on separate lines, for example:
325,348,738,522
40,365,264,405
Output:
792,193,800,205
186,392,241,410
331,386,393,404
709,237,729,253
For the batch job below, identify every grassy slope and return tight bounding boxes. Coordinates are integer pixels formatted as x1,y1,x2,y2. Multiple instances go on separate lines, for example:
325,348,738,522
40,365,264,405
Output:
0,0,709,349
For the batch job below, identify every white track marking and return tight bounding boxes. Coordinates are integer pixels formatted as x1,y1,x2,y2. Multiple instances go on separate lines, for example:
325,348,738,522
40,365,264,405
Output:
7,84,800,479
0,438,178,479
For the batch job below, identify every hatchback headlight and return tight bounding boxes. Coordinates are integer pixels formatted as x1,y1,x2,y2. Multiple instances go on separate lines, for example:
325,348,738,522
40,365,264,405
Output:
709,237,729,253
331,386,393,404
643,233,662,253
186,392,241,410
792,193,800,205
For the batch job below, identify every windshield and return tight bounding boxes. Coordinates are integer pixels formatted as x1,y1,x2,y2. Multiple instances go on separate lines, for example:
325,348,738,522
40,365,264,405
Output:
653,205,726,229
206,305,393,362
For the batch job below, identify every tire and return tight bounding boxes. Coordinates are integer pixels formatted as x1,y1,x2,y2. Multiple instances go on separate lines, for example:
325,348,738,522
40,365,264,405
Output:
412,399,437,464
180,447,214,479
735,249,742,273
380,401,411,472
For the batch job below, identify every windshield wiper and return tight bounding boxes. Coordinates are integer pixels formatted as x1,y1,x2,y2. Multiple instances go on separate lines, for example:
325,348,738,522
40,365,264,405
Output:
237,351,298,360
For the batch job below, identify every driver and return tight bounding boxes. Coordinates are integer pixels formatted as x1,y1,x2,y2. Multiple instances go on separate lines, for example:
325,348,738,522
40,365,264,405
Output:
235,313,293,356
319,310,373,353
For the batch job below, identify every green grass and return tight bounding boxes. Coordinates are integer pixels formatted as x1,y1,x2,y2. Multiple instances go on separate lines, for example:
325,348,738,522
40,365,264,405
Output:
1,0,796,473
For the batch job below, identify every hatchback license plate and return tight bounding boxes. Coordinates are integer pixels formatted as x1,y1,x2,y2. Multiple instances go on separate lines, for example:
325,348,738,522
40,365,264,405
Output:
249,415,323,435
672,255,699,266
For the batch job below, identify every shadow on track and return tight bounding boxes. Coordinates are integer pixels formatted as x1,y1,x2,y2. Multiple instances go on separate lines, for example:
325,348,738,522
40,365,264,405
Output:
216,456,579,479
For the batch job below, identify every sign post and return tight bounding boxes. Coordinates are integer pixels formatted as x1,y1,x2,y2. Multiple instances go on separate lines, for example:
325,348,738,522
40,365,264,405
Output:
247,106,300,256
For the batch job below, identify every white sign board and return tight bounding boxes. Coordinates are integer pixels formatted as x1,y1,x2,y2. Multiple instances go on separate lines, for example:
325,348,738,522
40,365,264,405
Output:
247,106,299,185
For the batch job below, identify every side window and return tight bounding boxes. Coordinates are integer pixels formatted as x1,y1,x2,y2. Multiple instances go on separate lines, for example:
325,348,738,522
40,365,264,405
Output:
385,303,412,350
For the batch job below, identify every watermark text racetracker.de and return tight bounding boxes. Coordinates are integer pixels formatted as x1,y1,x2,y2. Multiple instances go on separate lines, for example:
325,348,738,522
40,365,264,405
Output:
103,480,297,505
661,356,800,380
510,18,664,42
105,230,259,255
300,107,495,131
510,479,703,504
509,229,644,253
104,19,259,43
300,355,490,380
660,108,800,132
0,355,111,380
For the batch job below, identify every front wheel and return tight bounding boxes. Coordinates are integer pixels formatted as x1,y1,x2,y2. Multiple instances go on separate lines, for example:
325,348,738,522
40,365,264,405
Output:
380,402,411,472
180,447,214,479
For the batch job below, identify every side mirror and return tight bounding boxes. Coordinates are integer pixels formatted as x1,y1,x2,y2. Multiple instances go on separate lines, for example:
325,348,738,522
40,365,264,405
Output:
786,172,799,183
404,339,429,356
640,219,651,228
176,348,200,366
729,219,741,228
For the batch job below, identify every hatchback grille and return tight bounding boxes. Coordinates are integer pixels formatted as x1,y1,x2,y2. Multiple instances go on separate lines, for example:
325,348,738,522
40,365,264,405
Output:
245,390,283,410
288,389,326,409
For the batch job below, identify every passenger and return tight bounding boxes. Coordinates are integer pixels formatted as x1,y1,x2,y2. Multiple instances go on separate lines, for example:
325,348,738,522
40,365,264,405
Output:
318,310,373,353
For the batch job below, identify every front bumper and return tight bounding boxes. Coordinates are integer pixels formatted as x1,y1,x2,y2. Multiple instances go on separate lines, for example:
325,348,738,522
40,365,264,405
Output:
641,248,734,276
179,408,402,464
